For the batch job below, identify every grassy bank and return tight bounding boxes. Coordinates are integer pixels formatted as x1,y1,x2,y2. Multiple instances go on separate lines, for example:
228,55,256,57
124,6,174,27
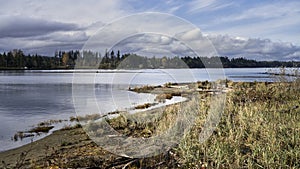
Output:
176,81,299,168
0,80,299,168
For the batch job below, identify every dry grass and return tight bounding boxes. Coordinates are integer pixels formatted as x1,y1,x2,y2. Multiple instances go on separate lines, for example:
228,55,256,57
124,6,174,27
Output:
129,85,157,93
155,93,173,102
176,80,300,168
134,102,157,109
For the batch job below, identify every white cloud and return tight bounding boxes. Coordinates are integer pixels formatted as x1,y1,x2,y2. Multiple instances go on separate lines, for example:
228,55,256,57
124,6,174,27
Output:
32,31,89,43
221,2,300,22
187,0,232,13
178,28,202,41
206,1,300,44
0,0,129,54
0,35,84,55
167,5,183,13
285,51,300,59
188,0,217,12
112,34,194,57
207,15,300,45
0,0,128,25
207,34,300,61
110,32,300,61
82,13,205,53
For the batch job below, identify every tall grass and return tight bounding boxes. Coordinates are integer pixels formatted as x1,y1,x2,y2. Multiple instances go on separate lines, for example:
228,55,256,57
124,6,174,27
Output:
176,80,300,168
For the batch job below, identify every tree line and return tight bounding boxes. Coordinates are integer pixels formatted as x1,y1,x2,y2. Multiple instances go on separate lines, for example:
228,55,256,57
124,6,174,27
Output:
0,49,299,70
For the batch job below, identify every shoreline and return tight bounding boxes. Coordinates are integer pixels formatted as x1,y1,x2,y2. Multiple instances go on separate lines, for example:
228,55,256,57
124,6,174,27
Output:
0,82,195,153
0,67,274,74
0,98,194,168
1,80,299,168
0,81,218,168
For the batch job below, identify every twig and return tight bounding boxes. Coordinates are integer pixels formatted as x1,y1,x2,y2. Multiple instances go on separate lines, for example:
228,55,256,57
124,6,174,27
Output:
107,158,136,169
122,159,137,169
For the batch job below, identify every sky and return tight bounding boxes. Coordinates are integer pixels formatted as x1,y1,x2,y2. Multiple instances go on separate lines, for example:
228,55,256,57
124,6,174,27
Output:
0,0,300,61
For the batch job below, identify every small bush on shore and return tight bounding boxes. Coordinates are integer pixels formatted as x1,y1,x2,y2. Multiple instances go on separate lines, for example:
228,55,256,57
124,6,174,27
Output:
155,93,173,102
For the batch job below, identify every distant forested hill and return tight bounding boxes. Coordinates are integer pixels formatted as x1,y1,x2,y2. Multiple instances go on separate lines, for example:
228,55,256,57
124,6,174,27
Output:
0,49,299,70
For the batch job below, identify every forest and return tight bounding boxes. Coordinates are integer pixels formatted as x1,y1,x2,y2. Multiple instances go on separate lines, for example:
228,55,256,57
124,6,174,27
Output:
0,49,299,70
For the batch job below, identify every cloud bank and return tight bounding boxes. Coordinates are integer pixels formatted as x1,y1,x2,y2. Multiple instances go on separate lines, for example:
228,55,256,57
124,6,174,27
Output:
0,0,299,61
0,15,80,38
207,34,300,61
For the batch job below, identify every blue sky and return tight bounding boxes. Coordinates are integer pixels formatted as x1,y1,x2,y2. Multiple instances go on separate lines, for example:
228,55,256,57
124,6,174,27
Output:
0,0,299,60
131,0,300,44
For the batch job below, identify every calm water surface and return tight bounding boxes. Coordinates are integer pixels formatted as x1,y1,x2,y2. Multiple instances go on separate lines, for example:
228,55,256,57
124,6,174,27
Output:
0,68,273,151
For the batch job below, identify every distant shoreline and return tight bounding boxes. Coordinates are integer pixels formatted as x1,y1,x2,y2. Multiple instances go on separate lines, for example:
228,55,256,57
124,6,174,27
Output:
0,67,298,71
0,67,283,73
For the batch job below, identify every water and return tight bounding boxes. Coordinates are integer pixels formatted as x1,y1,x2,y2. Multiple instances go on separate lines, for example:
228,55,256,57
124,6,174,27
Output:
0,68,274,152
